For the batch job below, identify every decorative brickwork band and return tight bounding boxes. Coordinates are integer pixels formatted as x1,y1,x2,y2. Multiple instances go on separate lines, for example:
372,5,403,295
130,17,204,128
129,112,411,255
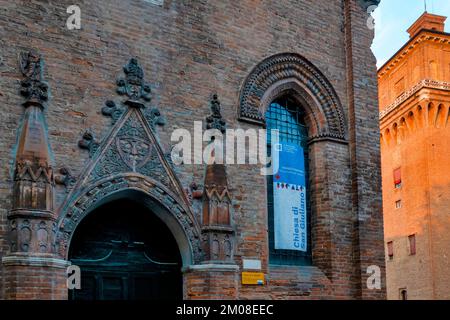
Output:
379,79,450,119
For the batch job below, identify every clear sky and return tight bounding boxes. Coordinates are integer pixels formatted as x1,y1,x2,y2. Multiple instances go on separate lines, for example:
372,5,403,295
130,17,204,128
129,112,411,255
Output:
372,0,450,68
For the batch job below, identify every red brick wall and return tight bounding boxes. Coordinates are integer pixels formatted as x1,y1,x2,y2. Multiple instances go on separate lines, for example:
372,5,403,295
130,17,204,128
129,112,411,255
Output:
3,262,67,300
0,0,385,299
381,97,450,299
184,266,239,300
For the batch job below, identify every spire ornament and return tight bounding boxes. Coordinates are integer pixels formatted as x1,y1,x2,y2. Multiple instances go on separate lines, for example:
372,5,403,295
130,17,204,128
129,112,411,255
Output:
201,94,235,264
19,49,49,108
206,94,226,134
8,49,57,255
116,58,152,107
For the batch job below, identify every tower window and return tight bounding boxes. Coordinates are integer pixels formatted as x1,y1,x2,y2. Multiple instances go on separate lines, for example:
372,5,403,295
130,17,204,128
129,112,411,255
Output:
408,234,416,255
394,168,402,188
395,200,402,209
387,241,394,260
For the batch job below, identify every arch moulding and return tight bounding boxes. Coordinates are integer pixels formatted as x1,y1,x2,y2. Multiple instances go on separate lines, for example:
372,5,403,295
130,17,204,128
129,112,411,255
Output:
55,173,202,268
238,53,347,143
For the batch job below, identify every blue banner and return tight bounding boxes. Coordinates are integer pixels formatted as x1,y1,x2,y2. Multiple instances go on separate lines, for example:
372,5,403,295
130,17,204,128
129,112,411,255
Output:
272,142,307,252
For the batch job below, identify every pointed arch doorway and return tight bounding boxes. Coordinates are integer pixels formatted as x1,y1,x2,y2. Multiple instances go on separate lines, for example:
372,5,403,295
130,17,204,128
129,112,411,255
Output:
68,198,183,300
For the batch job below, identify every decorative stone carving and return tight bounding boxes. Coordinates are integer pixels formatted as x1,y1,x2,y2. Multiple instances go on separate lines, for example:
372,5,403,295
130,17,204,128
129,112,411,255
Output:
12,49,55,213
55,168,76,190
144,107,166,128
57,57,203,263
116,116,153,171
101,100,126,125
8,49,57,256
189,182,204,200
19,49,49,108
78,131,100,157
57,175,203,263
206,94,226,133
37,221,49,253
203,170,232,227
102,58,165,129
7,218,55,254
116,57,152,104
238,53,346,141
201,95,235,264
9,220,17,252
12,160,54,211
88,111,173,189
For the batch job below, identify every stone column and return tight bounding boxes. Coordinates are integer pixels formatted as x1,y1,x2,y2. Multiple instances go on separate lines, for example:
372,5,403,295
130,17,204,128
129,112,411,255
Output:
2,50,69,300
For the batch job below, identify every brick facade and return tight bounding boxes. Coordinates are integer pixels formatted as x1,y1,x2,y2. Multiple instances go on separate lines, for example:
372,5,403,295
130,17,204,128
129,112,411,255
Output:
0,0,385,300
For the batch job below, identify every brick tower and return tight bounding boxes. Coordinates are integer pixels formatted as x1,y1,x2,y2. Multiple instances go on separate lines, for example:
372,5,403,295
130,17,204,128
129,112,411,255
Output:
379,12,450,300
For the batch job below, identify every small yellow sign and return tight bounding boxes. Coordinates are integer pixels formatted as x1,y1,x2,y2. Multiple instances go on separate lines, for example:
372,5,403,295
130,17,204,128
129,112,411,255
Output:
242,272,265,285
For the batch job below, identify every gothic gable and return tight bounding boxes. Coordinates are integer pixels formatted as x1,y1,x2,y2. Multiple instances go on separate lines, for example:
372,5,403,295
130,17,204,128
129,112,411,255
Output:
81,108,176,191
55,58,201,262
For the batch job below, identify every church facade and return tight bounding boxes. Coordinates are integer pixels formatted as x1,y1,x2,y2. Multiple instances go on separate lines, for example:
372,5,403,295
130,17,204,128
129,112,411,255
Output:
0,0,385,300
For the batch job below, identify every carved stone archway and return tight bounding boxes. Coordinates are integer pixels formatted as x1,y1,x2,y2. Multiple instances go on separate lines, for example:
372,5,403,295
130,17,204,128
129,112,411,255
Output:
238,53,347,142
56,173,201,267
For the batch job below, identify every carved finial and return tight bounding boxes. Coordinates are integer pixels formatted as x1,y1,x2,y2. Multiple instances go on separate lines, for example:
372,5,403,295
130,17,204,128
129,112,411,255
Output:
19,49,49,108
116,57,152,105
206,94,226,134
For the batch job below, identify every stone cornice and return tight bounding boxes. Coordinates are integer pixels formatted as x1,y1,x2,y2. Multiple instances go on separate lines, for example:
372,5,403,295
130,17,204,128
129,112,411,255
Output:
379,79,450,121
378,30,450,79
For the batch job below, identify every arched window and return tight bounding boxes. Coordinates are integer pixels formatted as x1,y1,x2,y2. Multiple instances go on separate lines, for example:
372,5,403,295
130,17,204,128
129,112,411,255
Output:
266,95,312,265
